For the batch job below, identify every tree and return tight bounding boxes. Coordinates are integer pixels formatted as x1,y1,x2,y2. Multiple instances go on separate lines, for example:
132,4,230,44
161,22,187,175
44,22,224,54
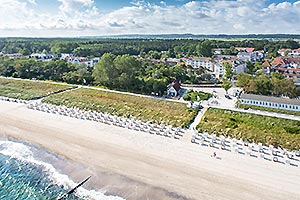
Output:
255,75,273,95
271,72,285,80
246,61,255,73
244,80,258,94
197,40,213,57
221,79,232,94
92,53,117,87
224,62,234,80
114,54,142,90
236,73,251,87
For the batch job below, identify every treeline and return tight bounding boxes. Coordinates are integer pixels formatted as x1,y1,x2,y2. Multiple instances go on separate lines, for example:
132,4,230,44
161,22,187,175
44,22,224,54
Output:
236,72,300,98
0,57,93,84
0,54,210,95
0,38,299,58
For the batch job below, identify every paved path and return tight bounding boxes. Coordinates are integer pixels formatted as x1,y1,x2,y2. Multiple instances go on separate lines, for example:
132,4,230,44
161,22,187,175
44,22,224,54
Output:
181,107,209,143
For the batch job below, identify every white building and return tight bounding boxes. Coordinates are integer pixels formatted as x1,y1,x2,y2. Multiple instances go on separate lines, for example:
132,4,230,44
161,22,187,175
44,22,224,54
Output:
213,62,224,79
237,52,255,62
239,93,300,112
29,53,57,61
185,57,214,71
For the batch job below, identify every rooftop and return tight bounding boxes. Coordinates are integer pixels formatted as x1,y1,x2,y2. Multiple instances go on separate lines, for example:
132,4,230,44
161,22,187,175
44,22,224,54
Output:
240,93,300,106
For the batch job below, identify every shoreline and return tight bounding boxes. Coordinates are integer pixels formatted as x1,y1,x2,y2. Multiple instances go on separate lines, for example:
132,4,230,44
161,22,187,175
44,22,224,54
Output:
1,100,300,200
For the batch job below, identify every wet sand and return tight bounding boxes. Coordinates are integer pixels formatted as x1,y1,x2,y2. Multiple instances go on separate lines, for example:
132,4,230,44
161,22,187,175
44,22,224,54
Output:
0,101,299,200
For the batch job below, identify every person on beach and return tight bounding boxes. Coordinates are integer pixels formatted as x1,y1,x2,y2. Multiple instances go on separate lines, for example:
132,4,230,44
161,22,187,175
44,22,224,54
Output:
211,152,217,158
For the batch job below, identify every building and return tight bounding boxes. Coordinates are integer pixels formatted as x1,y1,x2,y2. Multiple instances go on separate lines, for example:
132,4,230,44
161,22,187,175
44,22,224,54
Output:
278,48,300,57
233,60,247,74
167,80,181,97
213,62,224,79
235,47,255,53
0,53,23,59
164,58,181,66
239,93,300,112
262,60,271,75
185,57,214,71
29,53,57,61
237,52,255,62
272,57,300,85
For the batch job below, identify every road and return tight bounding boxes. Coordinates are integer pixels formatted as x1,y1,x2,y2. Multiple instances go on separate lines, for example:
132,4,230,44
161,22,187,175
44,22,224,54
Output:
183,86,300,121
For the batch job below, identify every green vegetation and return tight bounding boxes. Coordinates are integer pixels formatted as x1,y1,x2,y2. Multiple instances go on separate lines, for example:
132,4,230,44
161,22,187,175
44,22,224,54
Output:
92,53,210,95
1,38,299,58
42,88,197,127
197,108,300,150
236,72,298,98
0,78,74,100
183,90,212,101
238,103,300,116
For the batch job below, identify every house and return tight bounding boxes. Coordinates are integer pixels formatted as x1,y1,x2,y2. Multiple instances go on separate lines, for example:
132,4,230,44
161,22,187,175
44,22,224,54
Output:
278,48,300,57
278,48,292,56
262,60,271,75
213,48,226,55
290,48,300,57
61,55,97,67
167,80,181,97
29,53,57,61
272,57,300,85
235,47,255,53
164,58,181,66
239,93,300,112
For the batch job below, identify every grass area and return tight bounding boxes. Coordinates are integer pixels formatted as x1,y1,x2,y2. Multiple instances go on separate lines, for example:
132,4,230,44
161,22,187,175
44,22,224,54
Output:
0,78,74,100
42,88,197,127
238,103,300,116
197,108,300,151
183,90,212,101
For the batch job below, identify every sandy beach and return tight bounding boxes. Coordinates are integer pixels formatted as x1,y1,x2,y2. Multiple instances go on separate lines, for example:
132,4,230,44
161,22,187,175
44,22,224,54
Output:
0,100,299,200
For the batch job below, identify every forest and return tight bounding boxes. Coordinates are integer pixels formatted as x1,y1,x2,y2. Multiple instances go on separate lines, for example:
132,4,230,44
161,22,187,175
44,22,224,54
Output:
1,38,299,58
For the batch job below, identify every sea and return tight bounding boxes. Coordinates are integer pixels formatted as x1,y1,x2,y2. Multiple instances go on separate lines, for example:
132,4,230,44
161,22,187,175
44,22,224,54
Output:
0,138,125,200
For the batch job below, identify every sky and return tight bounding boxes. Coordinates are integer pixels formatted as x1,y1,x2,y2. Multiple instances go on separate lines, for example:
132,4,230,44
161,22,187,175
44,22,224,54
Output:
0,0,300,37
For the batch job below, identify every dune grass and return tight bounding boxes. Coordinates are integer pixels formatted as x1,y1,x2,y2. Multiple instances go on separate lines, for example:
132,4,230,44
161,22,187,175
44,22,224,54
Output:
42,88,197,127
197,108,300,150
0,78,74,100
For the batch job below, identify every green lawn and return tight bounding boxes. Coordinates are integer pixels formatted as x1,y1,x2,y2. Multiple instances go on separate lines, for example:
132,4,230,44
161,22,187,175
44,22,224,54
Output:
42,88,197,127
197,108,300,150
183,90,212,101
0,78,74,100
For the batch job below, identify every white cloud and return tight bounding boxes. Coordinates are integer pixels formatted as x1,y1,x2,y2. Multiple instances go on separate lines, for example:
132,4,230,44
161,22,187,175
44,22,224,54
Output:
28,0,36,5
0,0,300,37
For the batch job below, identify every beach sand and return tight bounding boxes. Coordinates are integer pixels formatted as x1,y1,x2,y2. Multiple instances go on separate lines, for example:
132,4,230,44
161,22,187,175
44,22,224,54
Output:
0,101,299,200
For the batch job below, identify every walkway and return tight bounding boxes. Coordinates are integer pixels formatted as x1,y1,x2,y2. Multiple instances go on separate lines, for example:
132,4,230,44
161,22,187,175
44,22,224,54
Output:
181,107,208,143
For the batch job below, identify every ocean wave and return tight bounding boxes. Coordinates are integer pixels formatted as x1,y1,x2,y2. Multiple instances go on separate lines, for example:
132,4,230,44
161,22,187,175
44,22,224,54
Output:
0,140,125,200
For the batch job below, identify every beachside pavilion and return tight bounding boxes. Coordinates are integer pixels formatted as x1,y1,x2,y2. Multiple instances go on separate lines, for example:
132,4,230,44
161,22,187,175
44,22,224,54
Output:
239,93,300,112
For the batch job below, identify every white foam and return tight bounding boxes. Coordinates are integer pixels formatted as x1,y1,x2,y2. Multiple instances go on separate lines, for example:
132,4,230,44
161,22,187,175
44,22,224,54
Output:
0,140,125,200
